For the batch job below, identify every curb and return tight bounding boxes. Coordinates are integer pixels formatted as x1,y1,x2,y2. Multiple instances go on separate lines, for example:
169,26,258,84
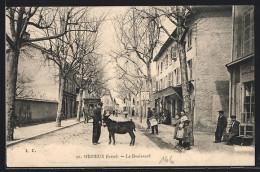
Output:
7,121,84,147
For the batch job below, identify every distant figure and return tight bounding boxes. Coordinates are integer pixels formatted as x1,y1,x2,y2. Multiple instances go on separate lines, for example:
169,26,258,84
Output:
150,108,159,135
214,110,227,143
92,103,102,145
226,115,240,145
147,107,153,130
132,109,135,117
112,110,116,116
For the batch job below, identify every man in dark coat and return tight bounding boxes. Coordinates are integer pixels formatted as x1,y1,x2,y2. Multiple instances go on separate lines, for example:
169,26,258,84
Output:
147,107,153,130
92,102,103,145
214,110,227,143
227,115,240,145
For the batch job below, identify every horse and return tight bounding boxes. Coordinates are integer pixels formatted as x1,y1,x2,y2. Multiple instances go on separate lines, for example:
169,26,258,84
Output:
103,115,136,146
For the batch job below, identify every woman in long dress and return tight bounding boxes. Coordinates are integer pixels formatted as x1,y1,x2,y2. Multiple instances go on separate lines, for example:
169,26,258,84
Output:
173,110,188,146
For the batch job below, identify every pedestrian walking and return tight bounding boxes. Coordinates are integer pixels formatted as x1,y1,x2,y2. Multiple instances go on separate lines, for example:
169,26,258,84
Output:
150,108,159,135
92,102,103,145
214,110,227,143
147,107,153,130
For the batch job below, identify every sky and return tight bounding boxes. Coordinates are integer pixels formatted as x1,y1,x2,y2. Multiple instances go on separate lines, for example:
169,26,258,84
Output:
91,6,176,101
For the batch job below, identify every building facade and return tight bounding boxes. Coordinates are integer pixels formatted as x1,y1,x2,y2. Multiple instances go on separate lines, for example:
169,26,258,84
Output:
226,5,254,139
153,6,233,132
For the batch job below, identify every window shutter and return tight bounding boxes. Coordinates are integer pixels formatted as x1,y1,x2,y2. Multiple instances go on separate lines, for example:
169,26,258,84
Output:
250,9,254,53
237,15,242,57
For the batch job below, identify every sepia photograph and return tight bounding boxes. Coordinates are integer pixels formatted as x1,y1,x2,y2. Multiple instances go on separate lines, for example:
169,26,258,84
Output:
5,4,255,167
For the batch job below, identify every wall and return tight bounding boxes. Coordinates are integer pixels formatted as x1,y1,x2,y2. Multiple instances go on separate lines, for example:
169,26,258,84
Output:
15,98,58,125
18,45,59,101
194,13,232,132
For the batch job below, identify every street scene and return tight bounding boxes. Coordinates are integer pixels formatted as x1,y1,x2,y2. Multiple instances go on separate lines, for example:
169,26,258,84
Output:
6,5,255,167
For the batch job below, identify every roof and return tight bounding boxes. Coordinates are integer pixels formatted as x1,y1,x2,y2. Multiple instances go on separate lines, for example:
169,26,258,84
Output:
15,97,58,103
153,29,177,62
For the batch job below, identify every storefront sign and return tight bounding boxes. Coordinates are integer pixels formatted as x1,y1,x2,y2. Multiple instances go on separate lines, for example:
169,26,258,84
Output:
240,60,254,82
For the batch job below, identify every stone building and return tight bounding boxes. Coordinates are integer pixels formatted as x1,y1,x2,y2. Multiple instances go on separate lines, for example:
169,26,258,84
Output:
152,6,233,132
225,5,254,141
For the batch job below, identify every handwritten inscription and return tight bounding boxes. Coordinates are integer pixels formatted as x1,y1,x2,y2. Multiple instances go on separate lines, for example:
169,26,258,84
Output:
159,156,174,164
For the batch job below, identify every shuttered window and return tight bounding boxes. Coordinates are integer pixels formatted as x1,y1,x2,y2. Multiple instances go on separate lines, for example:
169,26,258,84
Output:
242,8,254,56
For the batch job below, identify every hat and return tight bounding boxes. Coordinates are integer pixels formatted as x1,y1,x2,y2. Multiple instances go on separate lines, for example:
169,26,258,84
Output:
231,115,236,118
218,110,224,113
184,119,190,123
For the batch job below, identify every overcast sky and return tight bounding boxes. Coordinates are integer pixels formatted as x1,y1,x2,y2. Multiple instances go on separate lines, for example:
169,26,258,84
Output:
92,6,175,102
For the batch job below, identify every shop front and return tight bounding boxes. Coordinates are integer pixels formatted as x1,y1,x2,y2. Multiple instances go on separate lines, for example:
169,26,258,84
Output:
153,86,183,125
227,56,255,145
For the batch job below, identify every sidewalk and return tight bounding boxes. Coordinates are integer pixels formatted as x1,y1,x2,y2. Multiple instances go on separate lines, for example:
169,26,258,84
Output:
7,118,84,147
132,116,255,154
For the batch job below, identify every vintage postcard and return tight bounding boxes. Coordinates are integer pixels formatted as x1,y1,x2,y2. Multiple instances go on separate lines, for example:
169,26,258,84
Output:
6,5,255,167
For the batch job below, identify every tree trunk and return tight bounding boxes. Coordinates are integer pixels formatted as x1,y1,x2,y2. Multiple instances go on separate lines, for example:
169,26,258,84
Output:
139,91,142,123
146,62,153,109
178,41,194,146
56,72,65,127
76,89,83,122
6,49,20,141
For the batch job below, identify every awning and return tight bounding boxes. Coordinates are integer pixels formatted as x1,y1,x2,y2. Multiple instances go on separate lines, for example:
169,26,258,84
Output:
152,86,183,101
226,53,254,68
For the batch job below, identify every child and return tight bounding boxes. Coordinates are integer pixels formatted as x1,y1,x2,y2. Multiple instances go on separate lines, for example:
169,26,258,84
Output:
182,119,192,150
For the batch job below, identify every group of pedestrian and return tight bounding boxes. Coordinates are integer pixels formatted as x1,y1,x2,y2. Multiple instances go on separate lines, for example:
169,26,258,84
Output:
214,110,240,145
147,108,192,150
90,102,240,147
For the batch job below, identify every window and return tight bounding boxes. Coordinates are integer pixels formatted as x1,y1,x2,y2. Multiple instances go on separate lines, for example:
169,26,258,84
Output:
187,29,192,50
174,69,177,86
176,68,181,85
165,54,168,68
187,59,193,80
171,72,174,86
160,79,163,90
165,75,168,87
171,44,177,61
242,81,255,124
161,61,163,73
168,73,172,86
156,81,158,91
242,9,254,56
168,51,172,65
157,64,160,75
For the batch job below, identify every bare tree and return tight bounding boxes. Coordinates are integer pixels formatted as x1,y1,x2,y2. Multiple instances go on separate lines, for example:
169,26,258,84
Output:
135,6,209,145
38,7,104,127
5,7,89,140
15,72,34,97
113,7,161,117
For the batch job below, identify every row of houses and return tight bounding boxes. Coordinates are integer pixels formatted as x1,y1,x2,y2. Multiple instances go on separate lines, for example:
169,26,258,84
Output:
125,6,254,138
152,5,254,138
